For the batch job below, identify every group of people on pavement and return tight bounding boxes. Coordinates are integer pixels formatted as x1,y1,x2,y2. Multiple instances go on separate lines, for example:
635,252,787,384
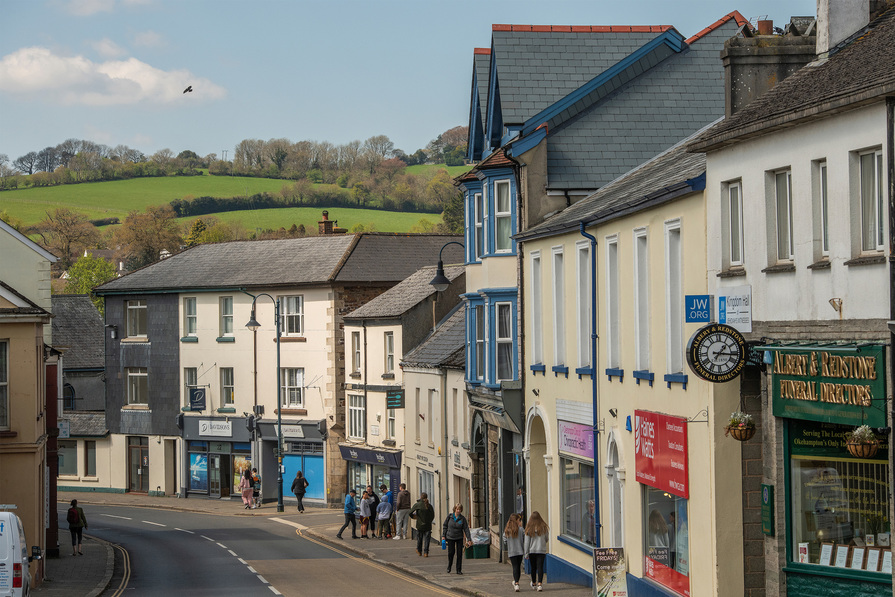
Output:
335,485,549,590
238,468,262,509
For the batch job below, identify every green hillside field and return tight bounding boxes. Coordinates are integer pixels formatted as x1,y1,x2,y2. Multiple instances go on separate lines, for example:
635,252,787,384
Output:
187,206,441,233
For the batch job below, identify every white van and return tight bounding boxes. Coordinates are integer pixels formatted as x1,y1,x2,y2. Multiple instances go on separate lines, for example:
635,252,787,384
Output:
0,509,41,597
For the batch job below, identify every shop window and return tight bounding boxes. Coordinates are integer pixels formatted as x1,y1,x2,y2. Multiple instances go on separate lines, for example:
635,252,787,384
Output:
85,440,96,476
126,299,147,338
188,443,208,492
560,457,595,546
643,486,690,594
58,440,78,475
789,420,891,572
127,368,148,405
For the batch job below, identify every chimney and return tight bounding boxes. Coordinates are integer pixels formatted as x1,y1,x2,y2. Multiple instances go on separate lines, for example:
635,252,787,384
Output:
721,18,817,117
816,0,870,56
318,210,334,235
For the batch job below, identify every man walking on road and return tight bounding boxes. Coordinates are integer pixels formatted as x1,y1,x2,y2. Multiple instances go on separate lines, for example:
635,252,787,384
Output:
337,489,358,539
393,483,412,539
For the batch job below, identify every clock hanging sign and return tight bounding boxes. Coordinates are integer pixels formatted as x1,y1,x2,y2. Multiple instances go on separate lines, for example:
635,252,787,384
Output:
686,323,747,383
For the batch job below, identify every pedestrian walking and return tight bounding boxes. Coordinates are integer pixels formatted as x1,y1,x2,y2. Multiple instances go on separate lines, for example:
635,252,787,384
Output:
504,513,525,592
239,469,254,509
66,499,87,556
524,510,549,591
409,492,435,556
375,496,392,539
442,503,472,575
365,485,380,535
251,468,262,509
380,484,394,537
394,483,412,540
359,490,374,538
337,489,358,539
291,471,309,512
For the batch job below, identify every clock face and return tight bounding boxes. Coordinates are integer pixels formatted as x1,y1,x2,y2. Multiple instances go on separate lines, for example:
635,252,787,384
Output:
686,323,747,383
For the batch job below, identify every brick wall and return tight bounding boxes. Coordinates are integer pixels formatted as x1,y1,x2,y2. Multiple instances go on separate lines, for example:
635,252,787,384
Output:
740,366,765,596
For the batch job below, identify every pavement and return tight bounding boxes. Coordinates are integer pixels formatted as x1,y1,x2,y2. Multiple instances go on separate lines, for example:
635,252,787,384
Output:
35,492,594,597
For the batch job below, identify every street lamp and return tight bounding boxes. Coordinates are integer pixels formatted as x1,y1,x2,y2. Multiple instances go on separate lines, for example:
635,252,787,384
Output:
245,292,285,513
429,241,465,292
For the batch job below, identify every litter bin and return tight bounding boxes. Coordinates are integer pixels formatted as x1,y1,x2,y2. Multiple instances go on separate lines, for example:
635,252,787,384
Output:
465,543,490,559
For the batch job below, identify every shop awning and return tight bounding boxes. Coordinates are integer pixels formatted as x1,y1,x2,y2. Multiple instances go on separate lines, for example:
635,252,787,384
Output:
338,443,402,469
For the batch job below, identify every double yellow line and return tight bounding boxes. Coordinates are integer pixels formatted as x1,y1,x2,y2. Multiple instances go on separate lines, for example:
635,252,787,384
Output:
89,535,131,597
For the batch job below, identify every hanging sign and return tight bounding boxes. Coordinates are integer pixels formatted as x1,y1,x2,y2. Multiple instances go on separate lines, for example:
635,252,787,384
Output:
189,388,206,411
634,410,689,499
386,389,405,409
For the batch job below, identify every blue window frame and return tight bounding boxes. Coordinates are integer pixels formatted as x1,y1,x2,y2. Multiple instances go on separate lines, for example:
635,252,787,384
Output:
463,170,517,262
465,289,518,387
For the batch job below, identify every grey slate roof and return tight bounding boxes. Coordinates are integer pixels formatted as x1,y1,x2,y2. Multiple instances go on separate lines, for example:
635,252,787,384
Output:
518,122,713,241
52,295,104,369
493,30,662,126
401,305,466,369
95,233,463,294
474,51,491,134
60,412,108,436
345,265,465,320
543,20,738,190
689,8,895,151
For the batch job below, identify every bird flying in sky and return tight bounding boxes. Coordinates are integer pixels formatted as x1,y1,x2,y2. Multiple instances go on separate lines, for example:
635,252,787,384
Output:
183,85,193,94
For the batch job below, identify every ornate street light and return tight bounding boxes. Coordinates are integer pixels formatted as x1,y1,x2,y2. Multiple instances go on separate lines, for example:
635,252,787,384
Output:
429,241,465,292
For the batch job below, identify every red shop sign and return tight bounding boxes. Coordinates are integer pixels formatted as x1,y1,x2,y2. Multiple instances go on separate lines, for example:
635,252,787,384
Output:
634,410,688,499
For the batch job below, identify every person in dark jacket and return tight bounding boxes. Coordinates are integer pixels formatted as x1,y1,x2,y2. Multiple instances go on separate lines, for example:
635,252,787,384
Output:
442,503,472,575
291,471,309,513
337,489,358,539
365,485,380,534
394,483,412,540
409,492,435,556
67,499,88,556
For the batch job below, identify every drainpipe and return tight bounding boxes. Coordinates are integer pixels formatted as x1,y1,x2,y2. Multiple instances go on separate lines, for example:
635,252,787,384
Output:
442,365,450,528
579,221,602,547
363,320,368,445
887,98,895,444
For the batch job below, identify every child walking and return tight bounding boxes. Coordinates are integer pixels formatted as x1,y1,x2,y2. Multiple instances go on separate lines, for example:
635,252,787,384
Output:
376,496,392,539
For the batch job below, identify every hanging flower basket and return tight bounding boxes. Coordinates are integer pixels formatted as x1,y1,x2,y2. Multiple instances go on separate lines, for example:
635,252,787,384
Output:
725,425,756,441
846,440,879,458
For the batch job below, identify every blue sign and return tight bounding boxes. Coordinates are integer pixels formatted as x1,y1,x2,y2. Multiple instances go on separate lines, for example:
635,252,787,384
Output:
684,295,712,323
189,388,206,411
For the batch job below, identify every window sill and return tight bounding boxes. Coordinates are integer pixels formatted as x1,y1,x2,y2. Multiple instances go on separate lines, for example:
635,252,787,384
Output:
381,373,395,380
217,407,236,413
663,373,688,390
575,367,594,378
556,535,594,554
605,368,624,382
717,267,746,278
0,431,18,438
807,259,831,270
58,475,80,481
122,404,149,410
278,408,308,416
349,372,362,380
844,254,886,267
761,263,796,274
382,439,396,447
216,336,235,343
180,336,198,343
633,370,654,387
552,365,569,378
280,336,307,343
530,364,546,376
451,438,459,446
121,337,149,343
782,563,891,584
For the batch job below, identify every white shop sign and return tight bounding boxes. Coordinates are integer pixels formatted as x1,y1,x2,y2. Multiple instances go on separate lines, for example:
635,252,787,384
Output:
716,285,752,333
199,419,232,437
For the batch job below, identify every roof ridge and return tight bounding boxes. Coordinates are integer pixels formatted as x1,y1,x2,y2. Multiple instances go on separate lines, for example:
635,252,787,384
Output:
473,47,491,55
685,10,749,44
491,24,673,33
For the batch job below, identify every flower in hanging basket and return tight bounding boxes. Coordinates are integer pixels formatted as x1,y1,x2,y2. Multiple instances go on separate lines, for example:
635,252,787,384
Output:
845,425,879,458
725,411,756,441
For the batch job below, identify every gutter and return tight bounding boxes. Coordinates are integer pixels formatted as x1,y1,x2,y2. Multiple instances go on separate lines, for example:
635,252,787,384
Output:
578,221,602,548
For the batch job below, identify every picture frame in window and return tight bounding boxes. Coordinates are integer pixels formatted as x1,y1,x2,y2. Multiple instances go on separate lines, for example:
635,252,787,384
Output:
818,542,834,566
833,544,850,568
849,546,865,570
866,547,882,571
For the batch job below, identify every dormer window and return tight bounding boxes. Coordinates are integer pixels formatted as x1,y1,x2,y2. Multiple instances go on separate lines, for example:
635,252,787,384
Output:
495,180,512,252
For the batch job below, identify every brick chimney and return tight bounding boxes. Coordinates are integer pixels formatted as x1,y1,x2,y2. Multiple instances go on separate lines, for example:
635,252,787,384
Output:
721,18,817,117
317,210,348,235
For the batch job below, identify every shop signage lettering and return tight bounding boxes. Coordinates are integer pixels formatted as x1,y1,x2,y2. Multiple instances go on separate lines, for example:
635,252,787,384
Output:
558,421,594,460
771,346,885,427
281,425,305,438
199,419,232,437
634,410,689,499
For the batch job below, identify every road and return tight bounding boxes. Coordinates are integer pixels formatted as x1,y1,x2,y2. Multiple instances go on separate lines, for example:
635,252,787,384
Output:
80,505,453,596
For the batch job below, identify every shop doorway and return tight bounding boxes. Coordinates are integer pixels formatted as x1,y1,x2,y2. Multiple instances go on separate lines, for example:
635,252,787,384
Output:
208,454,232,499
128,436,149,493
471,417,486,528
527,415,547,516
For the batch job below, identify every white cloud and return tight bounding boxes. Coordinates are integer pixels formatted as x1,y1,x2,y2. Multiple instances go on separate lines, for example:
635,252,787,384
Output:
65,0,152,16
90,38,127,59
132,30,165,49
0,47,226,106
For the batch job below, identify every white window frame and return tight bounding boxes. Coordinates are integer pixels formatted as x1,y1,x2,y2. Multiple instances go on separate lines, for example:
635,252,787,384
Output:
183,297,197,337
494,179,512,253
530,252,543,364
387,408,396,439
495,301,513,381
281,295,304,336
219,296,233,337
552,246,565,366
474,192,484,259
427,389,436,445
348,394,365,440
474,305,485,381
773,169,794,261
633,228,649,371
818,161,829,257
606,236,620,369
126,299,147,338
576,240,592,369
220,367,234,406
726,182,744,267
859,149,884,252
280,367,304,407
384,331,394,374
665,220,683,374
183,367,198,404
0,340,8,430
127,367,148,405
351,331,362,374
414,388,421,442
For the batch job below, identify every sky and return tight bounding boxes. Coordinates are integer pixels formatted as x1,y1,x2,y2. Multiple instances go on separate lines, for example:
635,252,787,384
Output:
0,0,817,163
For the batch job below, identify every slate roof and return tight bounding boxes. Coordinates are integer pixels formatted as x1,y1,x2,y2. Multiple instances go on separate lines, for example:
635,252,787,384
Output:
52,295,104,369
95,233,464,294
60,412,108,436
345,265,465,320
690,7,895,151
517,122,714,241
400,305,466,369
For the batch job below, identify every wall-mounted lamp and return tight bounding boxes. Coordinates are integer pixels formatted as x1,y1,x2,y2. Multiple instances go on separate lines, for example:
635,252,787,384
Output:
105,324,118,340
609,408,617,418
429,241,465,292
828,298,843,319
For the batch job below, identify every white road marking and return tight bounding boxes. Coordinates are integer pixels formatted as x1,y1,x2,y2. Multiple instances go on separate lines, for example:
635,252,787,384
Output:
257,575,269,584
228,550,237,556
248,566,257,574
269,517,307,531
142,521,166,527
101,514,132,520
238,558,247,565
268,587,282,595
201,535,214,541
217,542,227,549
174,528,194,534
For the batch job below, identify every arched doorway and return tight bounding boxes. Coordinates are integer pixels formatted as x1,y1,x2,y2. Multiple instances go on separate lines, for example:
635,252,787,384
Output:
526,413,548,517
605,432,625,547
470,413,487,528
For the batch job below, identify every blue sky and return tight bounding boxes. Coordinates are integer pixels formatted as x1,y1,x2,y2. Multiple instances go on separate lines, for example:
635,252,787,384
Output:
0,0,816,162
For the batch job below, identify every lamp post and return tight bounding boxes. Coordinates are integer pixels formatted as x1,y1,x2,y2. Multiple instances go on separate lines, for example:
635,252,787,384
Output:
245,293,284,513
428,241,465,292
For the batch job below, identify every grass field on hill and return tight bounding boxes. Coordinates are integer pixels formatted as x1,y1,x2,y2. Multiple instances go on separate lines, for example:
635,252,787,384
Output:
190,206,440,233
404,164,470,177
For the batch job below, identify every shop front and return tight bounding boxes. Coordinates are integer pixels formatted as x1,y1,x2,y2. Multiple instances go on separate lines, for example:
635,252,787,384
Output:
338,443,402,497
257,420,326,504
765,344,892,595
182,417,252,499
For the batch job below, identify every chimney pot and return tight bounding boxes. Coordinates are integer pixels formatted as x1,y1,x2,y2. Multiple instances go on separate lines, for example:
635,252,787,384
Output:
757,20,774,35
322,210,329,221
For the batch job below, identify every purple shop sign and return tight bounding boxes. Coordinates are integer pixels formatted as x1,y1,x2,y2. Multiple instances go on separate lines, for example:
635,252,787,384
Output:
558,421,594,460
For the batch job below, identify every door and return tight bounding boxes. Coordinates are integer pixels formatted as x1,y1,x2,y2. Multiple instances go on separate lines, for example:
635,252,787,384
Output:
128,436,149,493
209,454,221,498
283,454,325,501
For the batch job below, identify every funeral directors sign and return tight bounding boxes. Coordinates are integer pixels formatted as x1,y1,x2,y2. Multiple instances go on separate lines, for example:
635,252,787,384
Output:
634,410,689,499
770,345,885,427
